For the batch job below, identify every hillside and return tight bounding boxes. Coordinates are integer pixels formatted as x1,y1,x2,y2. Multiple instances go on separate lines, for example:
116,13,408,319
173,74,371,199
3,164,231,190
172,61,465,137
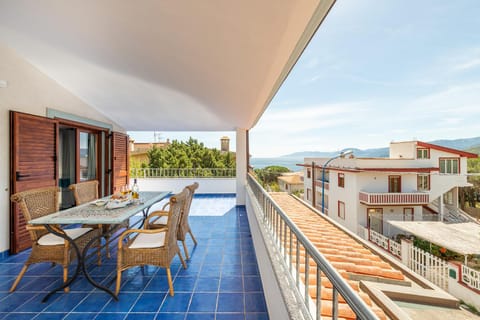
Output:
281,136,480,158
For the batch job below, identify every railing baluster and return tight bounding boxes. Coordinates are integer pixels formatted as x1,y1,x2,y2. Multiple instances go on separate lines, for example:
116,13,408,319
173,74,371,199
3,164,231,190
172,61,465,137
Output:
332,287,339,319
316,266,321,320
305,254,310,311
296,239,300,289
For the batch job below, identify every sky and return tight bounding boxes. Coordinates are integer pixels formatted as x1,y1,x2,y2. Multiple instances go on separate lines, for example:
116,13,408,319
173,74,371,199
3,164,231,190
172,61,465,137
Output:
129,0,480,158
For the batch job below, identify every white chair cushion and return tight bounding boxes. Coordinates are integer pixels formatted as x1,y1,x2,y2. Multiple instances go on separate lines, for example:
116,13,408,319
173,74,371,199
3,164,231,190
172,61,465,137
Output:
129,232,166,249
37,227,93,246
153,216,168,225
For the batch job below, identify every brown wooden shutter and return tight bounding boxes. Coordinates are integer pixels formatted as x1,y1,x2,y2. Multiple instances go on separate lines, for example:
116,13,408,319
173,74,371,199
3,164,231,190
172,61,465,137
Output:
10,111,58,253
111,132,129,193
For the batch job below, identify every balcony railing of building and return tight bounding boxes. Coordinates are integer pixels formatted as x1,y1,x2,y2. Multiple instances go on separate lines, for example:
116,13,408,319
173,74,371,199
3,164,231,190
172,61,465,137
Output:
247,174,379,320
359,191,429,205
315,180,329,190
131,167,236,178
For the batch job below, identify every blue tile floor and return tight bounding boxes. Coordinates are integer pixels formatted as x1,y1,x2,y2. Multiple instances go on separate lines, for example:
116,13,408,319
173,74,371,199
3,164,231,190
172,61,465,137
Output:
0,195,269,320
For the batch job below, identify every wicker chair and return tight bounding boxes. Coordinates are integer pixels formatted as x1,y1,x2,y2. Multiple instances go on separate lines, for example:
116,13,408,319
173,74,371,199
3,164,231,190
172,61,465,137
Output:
69,180,129,258
145,182,199,259
116,188,189,296
10,186,101,292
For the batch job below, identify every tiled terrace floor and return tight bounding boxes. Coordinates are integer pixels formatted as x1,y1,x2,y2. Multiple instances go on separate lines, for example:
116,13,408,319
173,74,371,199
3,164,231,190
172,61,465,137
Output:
0,195,268,320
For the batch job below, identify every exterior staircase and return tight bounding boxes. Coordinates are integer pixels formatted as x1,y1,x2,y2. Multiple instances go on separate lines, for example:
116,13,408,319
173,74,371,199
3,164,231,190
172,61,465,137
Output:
425,199,478,224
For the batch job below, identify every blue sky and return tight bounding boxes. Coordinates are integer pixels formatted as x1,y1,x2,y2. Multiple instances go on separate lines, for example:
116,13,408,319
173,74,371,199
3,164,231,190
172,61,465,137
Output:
130,1,480,158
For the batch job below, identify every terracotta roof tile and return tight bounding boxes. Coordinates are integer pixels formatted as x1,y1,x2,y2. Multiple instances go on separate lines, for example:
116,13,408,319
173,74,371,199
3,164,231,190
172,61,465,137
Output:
270,192,407,320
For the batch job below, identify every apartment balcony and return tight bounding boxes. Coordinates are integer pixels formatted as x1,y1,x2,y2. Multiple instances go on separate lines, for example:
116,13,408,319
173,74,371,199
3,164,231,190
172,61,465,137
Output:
314,179,329,190
359,191,429,205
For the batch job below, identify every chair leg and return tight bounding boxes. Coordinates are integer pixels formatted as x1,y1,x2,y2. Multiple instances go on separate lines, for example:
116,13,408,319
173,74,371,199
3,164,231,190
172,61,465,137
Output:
63,266,70,292
115,269,122,295
182,240,190,260
105,236,111,259
178,250,187,269
97,238,102,266
166,268,174,296
189,230,198,246
9,264,29,292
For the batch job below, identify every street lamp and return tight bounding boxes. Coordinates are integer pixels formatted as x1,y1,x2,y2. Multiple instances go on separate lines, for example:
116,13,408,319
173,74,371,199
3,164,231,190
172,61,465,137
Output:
321,150,353,214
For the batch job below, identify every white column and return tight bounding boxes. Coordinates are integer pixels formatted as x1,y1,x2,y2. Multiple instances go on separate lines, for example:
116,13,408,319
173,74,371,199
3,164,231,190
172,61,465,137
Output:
236,128,247,205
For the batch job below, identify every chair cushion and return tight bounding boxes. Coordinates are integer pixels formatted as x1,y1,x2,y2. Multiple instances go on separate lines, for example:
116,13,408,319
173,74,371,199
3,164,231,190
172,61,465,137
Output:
153,216,168,225
37,227,93,246
129,232,166,249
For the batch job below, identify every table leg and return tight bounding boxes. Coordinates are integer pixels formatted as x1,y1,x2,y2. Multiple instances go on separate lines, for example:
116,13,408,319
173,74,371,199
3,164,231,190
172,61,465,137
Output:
41,224,82,303
41,225,119,302
81,228,119,301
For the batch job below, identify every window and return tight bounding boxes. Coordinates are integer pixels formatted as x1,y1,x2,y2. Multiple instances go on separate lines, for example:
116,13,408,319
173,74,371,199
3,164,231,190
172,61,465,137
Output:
403,208,414,221
439,158,459,174
417,174,430,191
338,201,345,219
367,208,383,234
79,131,97,181
388,175,401,193
307,169,311,179
306,188,311,201
417,148,429,159
338,173,345,188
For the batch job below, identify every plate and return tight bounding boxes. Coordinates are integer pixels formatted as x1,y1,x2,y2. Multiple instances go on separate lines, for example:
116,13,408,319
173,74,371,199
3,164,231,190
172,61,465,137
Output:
106,199,131,209
91,200,107,207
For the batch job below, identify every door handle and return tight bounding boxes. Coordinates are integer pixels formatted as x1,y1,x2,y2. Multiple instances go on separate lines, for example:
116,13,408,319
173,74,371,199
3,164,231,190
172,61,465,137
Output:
16,172,30,180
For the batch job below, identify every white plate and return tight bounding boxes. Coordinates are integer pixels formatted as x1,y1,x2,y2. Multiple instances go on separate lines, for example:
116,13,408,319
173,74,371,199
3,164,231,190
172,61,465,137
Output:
106,199,131,209
91,200,107,207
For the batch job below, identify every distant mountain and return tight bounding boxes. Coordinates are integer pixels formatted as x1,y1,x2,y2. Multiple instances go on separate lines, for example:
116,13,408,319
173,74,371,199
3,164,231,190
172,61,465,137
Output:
280,136,480,158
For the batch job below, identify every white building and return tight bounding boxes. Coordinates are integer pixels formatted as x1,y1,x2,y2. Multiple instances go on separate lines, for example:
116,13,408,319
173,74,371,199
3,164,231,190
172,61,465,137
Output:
301,141,478,236
277,172,304,194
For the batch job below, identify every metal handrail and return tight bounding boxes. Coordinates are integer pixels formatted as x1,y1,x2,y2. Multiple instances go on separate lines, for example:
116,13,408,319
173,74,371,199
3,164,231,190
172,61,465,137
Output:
131,167,236,178
247,173,379,320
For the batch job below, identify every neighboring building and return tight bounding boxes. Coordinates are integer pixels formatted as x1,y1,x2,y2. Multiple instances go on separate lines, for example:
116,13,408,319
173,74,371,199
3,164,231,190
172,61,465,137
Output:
220,136,230,152
277,172,304,194
129,139,170,164
301,140,478,236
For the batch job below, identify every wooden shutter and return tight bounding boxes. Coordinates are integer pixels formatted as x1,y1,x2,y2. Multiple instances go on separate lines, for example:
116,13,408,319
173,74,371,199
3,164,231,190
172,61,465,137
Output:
10,111,58,253
111,132,129,193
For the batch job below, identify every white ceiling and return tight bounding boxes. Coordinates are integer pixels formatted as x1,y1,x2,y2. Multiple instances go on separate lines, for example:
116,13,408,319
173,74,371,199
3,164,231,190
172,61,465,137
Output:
0,0,335,131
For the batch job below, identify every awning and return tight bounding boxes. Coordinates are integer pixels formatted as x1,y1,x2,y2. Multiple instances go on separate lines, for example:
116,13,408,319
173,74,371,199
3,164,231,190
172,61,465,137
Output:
388,221,480,255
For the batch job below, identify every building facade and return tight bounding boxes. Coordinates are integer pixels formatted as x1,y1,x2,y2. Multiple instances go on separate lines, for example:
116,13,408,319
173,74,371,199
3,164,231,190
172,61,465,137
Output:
302,141,477,236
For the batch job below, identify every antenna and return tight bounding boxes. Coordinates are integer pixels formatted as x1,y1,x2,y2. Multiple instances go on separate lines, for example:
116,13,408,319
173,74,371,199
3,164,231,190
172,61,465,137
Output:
153,131,163,142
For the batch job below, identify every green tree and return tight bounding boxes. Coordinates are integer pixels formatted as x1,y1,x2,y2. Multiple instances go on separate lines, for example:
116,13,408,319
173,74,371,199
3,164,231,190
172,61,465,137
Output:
146,137,236,173
254,165,291,189
460,149,480,209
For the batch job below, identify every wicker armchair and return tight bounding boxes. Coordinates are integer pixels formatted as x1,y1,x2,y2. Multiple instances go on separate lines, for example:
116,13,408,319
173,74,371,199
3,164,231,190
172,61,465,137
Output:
10,186,101,292
69,180,129,258
116,188,189,296
145,182,199,259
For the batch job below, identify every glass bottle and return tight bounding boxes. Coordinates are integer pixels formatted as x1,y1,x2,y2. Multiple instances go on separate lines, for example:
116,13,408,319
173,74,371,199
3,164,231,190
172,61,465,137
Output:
131,178,139,199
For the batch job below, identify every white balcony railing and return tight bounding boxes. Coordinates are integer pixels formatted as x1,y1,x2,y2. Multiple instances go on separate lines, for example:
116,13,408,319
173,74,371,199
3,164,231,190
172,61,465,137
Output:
359,191,429,205
131,167,236,178
247,174,379,320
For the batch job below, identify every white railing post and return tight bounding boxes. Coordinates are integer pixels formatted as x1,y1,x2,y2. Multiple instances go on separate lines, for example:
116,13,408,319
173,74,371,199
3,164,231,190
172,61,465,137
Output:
401,239,412,267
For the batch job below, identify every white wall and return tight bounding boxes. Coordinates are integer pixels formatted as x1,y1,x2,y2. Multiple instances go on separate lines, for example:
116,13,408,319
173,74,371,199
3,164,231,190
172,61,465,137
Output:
136,178,236,194
0,45,124,254
448,263,480,310
389,141,416,158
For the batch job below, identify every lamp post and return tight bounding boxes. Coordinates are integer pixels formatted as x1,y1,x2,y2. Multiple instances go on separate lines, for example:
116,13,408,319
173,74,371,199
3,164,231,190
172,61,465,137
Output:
321,150,353,215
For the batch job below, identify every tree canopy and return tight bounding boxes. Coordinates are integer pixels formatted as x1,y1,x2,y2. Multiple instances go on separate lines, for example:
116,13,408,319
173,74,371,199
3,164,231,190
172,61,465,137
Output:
254,165,291,191
146,137,235,169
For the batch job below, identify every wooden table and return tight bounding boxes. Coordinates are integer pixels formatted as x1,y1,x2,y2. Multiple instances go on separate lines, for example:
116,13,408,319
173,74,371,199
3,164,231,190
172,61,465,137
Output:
29,191,170,302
